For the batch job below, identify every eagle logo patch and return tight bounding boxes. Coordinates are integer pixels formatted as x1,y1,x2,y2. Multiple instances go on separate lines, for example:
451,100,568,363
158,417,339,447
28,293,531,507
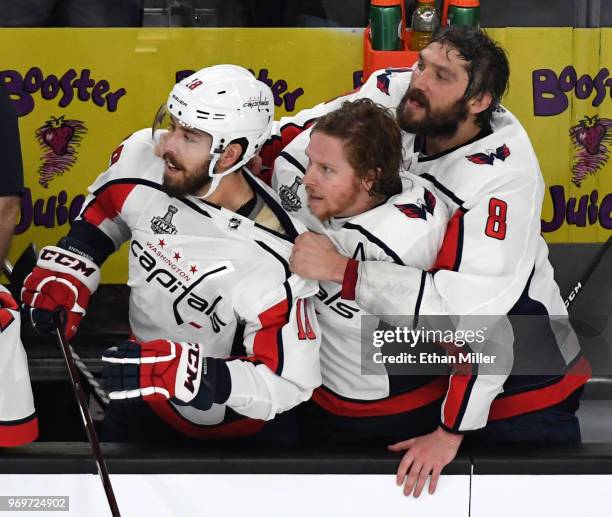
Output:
394,189,436,219
466,144,511,165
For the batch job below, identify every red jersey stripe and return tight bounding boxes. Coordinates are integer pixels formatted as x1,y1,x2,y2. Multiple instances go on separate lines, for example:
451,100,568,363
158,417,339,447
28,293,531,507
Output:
83,183,137,226
0,415,38,447
430,208,465,273
443,373,474,429
312,376,447,417
260,121,316,170
250,298,289,374
489,356,591,420
147,400,265,438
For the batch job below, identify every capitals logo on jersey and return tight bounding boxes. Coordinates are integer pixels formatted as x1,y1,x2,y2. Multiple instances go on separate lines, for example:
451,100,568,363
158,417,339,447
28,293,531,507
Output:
394,189,436,220
466,144,511,165
375,68,409,96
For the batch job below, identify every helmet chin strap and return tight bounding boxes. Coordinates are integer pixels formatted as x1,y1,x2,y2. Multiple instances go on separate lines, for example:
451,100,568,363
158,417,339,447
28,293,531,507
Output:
199,152,247,199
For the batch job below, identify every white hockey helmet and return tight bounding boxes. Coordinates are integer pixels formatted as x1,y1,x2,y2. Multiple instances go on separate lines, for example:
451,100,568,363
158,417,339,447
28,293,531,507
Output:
153,64,274,197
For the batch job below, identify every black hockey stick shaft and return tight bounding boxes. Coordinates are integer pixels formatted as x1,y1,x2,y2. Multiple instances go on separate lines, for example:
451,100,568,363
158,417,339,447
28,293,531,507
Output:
53,313,121,517
564,234,612,308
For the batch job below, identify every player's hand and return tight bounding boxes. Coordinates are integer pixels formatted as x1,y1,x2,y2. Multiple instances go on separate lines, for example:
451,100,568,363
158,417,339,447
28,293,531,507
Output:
0,287,19,332
388,426,463,497
21,246,100,340
102,339,226,411
289,232,349,284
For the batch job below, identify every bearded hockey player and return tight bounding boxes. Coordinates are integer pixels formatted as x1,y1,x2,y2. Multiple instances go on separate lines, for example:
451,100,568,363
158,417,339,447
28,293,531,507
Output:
273,98,450,444
22,65,321,441
264,27,590,496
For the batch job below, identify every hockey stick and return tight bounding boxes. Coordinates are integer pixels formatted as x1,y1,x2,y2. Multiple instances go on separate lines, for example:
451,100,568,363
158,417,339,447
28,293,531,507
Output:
53,312,121,517
3,245,109,407
564,234,612,309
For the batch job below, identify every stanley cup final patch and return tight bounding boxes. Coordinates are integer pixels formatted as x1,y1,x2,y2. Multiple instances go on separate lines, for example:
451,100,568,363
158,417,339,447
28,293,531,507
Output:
151,205,179,234
279,176,303,212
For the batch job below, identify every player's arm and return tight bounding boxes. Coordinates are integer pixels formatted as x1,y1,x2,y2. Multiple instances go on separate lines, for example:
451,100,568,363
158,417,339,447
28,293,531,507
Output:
374,173,542,497
0,81,24,265
102,275,322,420
347,172,543,431
0,196,20,265
221,274,321,420
21,136,138,340
289,182,448,301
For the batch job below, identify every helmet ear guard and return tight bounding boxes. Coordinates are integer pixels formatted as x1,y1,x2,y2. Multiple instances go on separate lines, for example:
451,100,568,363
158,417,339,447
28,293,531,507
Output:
158,64,274,197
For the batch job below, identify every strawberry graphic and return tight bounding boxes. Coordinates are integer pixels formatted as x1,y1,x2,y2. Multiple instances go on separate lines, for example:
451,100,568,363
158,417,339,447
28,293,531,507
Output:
35,116,87,188
569,115,612,187
40,116,75,155
573,115,606,155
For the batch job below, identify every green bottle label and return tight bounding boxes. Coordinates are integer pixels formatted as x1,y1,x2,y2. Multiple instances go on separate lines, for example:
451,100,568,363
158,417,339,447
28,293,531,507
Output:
370,5,403,51
447,6,480,28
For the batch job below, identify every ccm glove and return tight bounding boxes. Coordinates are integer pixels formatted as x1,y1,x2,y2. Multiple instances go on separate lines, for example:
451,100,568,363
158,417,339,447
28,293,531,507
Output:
0,287,19,333
21,246,100,340
102,340,231,410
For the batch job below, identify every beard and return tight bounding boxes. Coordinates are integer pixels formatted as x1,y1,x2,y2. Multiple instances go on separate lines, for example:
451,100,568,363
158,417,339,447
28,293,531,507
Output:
396,86,470,139
161,152,211,197
306,179,363,222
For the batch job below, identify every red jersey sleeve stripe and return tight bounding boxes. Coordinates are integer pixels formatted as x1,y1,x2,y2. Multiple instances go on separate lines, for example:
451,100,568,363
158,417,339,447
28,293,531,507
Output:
430,208,466,274
0,311,16,332
82,183,137,227
250,297,290,375
443,370,477,430
341,259,359,301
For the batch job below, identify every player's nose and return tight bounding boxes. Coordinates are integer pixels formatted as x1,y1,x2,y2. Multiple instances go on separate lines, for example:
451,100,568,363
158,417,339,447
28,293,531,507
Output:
303,163,318,187
160,130,181,153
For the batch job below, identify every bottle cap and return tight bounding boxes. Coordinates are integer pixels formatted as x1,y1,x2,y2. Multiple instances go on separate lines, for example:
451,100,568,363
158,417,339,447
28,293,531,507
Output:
371,0,402,6
449,0,479,6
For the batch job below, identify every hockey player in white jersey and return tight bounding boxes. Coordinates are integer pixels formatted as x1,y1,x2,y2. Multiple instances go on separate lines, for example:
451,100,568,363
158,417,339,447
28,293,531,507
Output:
0,286,38,446
263,27,590,496
0,81,37,447
273,98,450,443
21,65,321,441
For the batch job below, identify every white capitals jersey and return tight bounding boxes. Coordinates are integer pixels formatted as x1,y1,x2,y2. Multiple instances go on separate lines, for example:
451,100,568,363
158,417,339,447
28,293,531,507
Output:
0,285,37,446
75,129,321,437
273,142,449,415
263,68,590,431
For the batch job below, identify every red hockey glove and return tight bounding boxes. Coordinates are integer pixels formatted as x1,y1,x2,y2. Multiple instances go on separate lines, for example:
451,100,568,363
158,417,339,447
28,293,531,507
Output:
21,246,100,340
0,287,19,333
101,340,231,410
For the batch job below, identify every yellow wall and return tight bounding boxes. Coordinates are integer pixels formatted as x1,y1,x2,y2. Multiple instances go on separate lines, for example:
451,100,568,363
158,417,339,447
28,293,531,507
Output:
1,27,610,282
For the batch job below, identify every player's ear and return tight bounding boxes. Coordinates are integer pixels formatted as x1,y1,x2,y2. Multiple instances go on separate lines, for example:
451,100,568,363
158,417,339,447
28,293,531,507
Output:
218,142,243,170
469,91,493,116
362,168,380,195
